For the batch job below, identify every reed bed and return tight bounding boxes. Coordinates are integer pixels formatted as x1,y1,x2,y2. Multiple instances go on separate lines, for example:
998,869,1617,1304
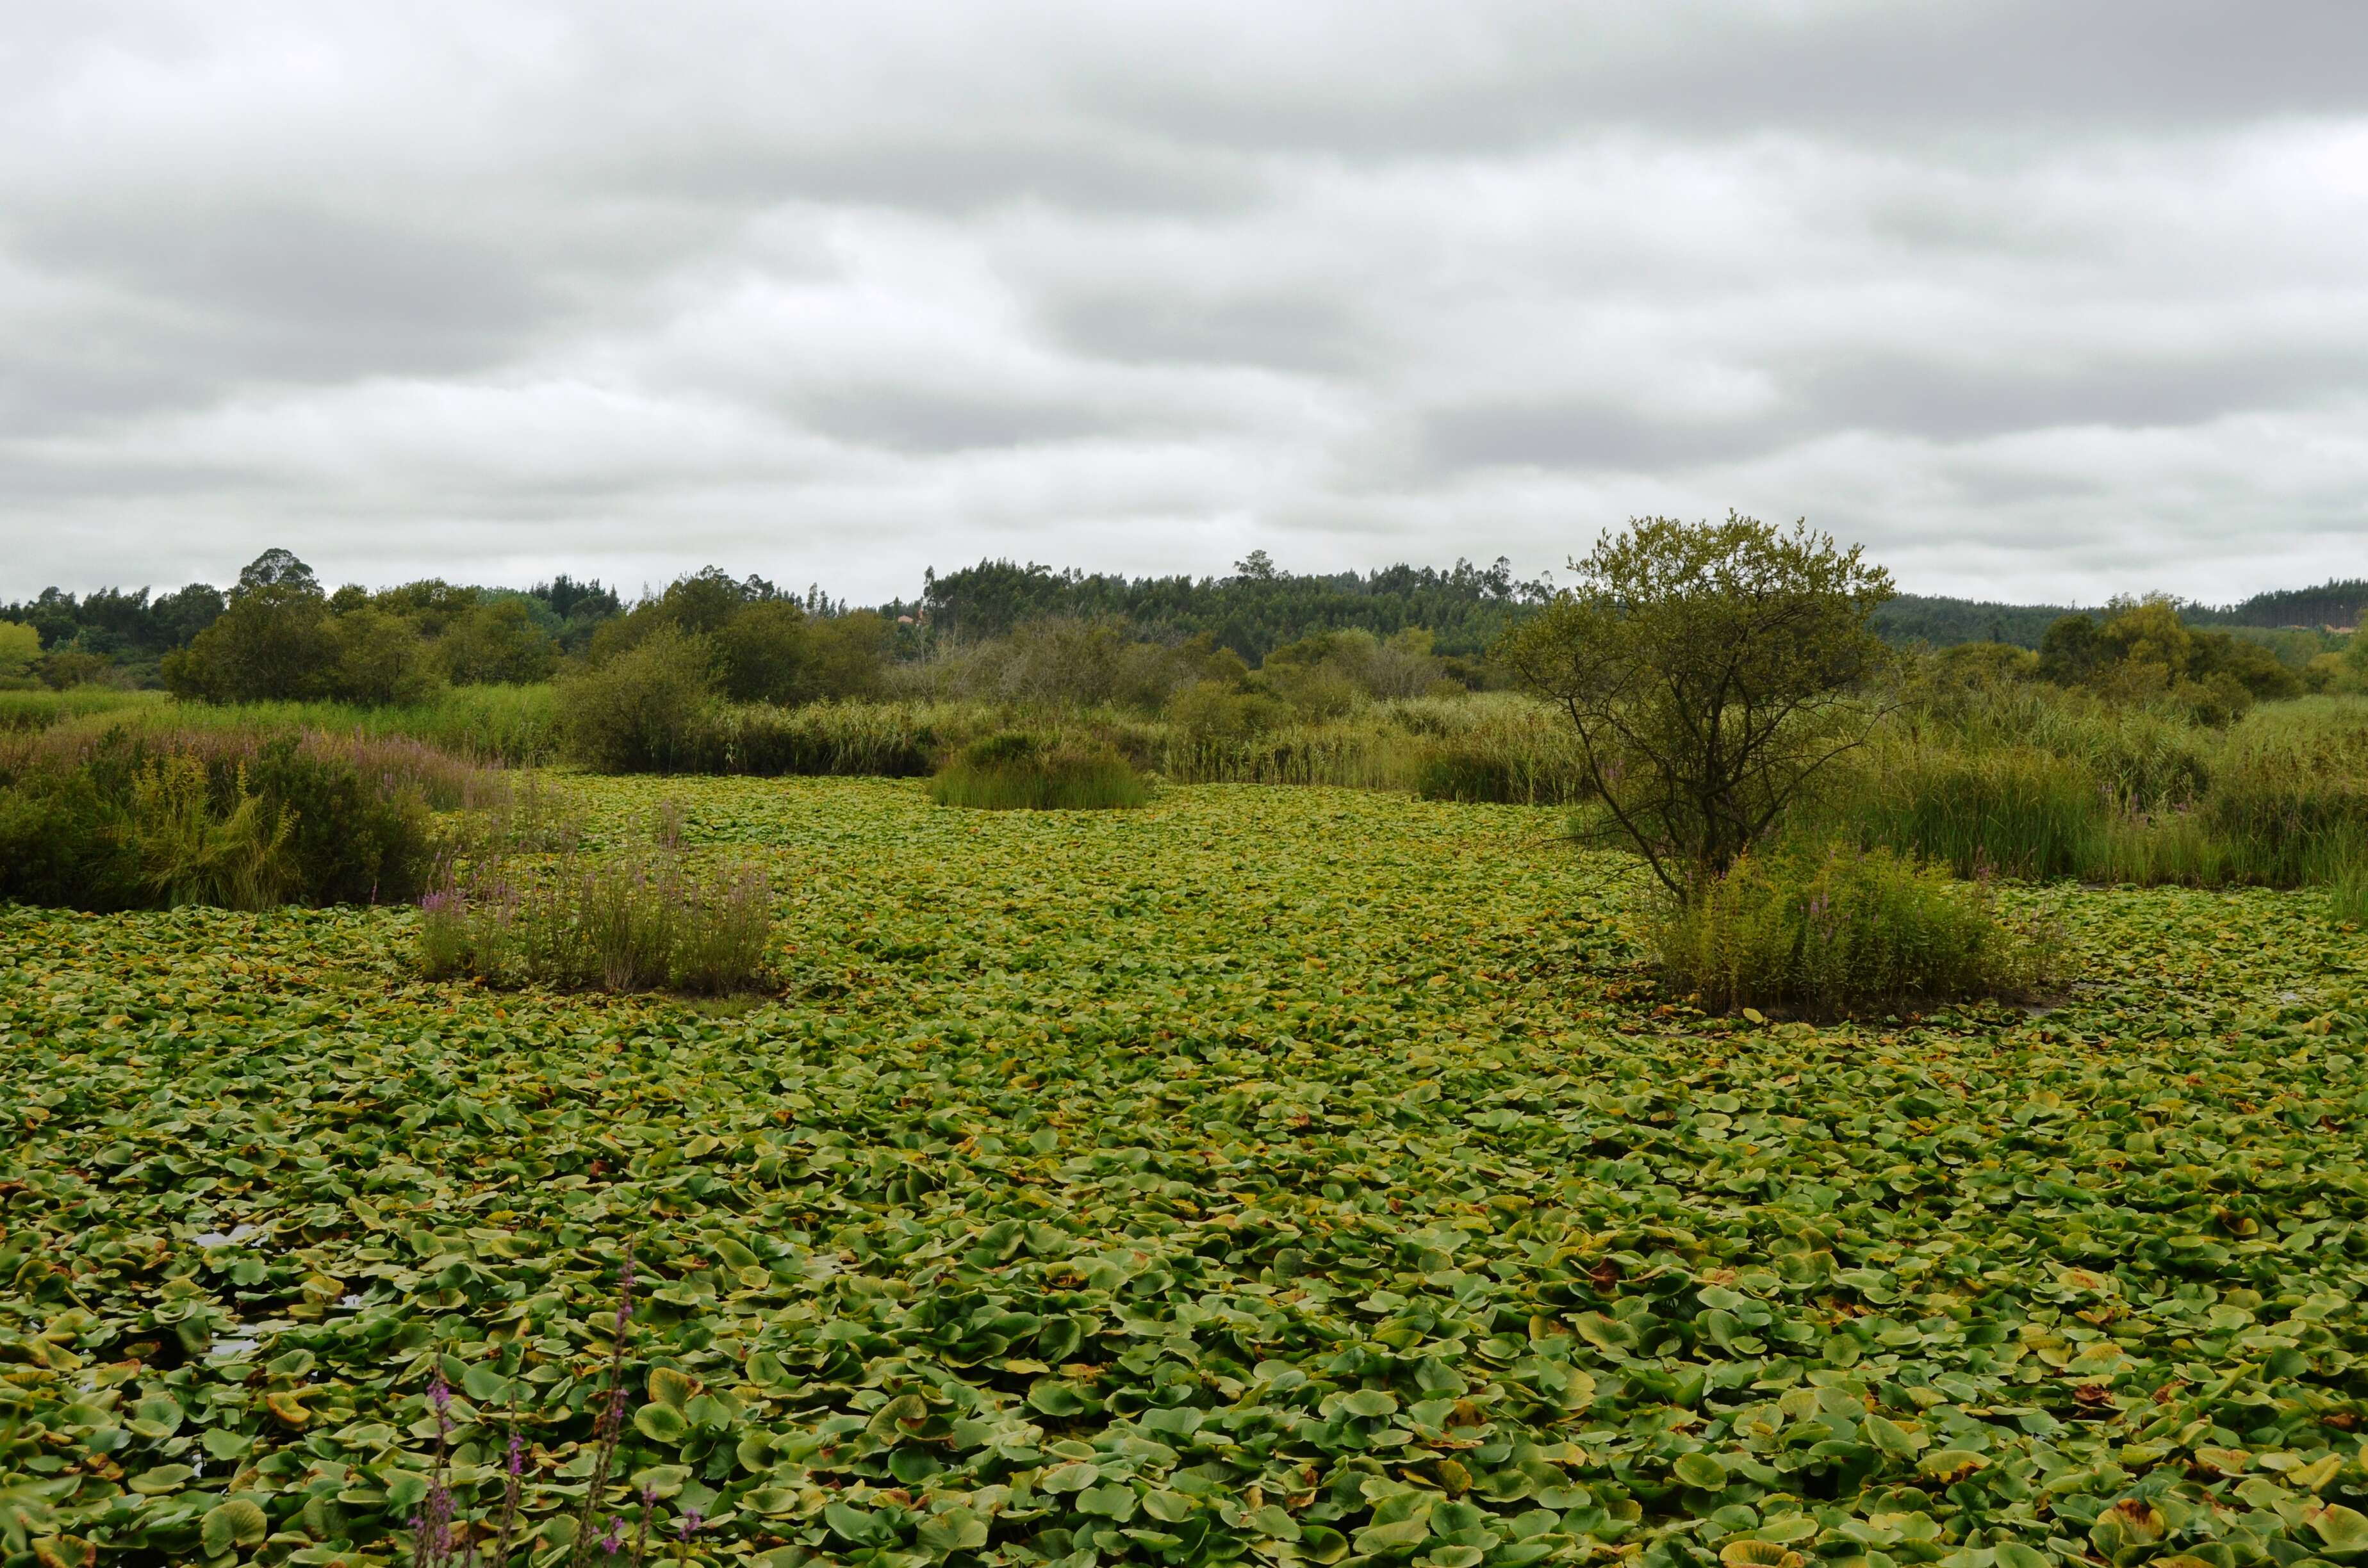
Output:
1811,690,2368,893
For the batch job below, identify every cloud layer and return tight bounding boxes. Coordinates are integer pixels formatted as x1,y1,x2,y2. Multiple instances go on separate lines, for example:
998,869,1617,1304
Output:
4,0,2364,603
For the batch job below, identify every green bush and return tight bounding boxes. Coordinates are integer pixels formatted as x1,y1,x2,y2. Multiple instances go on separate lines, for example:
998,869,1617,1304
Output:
1656,845,2046,1018
0,766,144,908
556,624,718,771
243,735,438,903
0,726,452,910
929,732,1150,810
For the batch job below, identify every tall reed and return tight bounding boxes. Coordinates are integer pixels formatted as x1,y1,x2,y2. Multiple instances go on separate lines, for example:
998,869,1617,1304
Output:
929,732,1151,810
419,849,774,993
1656,845,2047,1018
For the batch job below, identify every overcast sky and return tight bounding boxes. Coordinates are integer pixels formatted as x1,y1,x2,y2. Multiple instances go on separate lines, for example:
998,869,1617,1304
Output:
4,1,2364,607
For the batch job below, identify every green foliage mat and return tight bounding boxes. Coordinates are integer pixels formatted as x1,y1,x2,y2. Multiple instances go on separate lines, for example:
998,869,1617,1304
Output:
4,780,2367,1567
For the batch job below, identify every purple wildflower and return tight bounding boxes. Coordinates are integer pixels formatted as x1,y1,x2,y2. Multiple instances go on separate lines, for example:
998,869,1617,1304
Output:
679,1508,702,1540
602,1515,626,1553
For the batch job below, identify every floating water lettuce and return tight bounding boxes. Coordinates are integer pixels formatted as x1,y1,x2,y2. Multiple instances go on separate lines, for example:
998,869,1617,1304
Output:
2,778,2365,1565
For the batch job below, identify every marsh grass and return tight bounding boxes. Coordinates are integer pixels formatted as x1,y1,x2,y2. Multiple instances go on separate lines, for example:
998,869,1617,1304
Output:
1811,690,2368,892
1815,744,2100,879
2329,860,2368,927
1657,845,2047,1018
929,732,1150,810
419,849,773,993
0,686,162,733
10,683,561,762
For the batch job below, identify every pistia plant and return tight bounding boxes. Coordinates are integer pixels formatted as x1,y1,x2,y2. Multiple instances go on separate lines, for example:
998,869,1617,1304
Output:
13,778,2368,1567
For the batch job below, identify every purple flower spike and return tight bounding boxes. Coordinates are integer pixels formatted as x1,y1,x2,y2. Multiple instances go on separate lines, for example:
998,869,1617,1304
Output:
602,1514,625,1552
507,1430,525,1476
680,1508,703,1540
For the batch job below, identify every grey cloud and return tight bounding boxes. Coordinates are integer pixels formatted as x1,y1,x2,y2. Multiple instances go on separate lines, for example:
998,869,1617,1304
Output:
2,1,2364,604
1045,290,1378,374
13,204,555,382
1421,400,1803,472
1090,0,2368,162
610,129,1270,219
1795,346,2368,443
792,386,1133,454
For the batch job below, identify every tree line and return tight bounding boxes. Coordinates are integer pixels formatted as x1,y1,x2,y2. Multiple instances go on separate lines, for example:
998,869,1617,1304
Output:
4,545,2359,701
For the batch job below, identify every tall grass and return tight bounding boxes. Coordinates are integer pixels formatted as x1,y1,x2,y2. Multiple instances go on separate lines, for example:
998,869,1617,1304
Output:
0,686,163,733
1814,689,2368,891
419,850,773,993
1656,846,2047,1018
2330,862,2368,927
929,733,1151,810
9,684,561,763
549,683,1596,799
1817,743,2100,879
689,701,940,776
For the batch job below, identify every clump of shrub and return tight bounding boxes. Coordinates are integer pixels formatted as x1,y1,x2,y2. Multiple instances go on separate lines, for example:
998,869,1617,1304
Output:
555,623,718,772
418,849,773,993
0,726,447,910
1655,845,2046,1018
929,731,1150,810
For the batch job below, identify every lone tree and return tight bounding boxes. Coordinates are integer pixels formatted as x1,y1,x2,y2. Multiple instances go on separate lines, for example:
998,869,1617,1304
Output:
1499,514,1895,898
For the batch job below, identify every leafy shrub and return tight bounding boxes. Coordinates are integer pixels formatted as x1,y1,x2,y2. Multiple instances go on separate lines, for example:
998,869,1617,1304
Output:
1656,845,2045,1017
888,617,1233,711
0,765,142,908
418,851,773,994
556,625,718,771
590,572,889,703
929,732,1150,810
0,725,456,910
243,735,438,902
0,620,39,687
325,607,445,706
126,754,298,909
437,599,557,685
162,548,336,703
1167,679,1290,743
